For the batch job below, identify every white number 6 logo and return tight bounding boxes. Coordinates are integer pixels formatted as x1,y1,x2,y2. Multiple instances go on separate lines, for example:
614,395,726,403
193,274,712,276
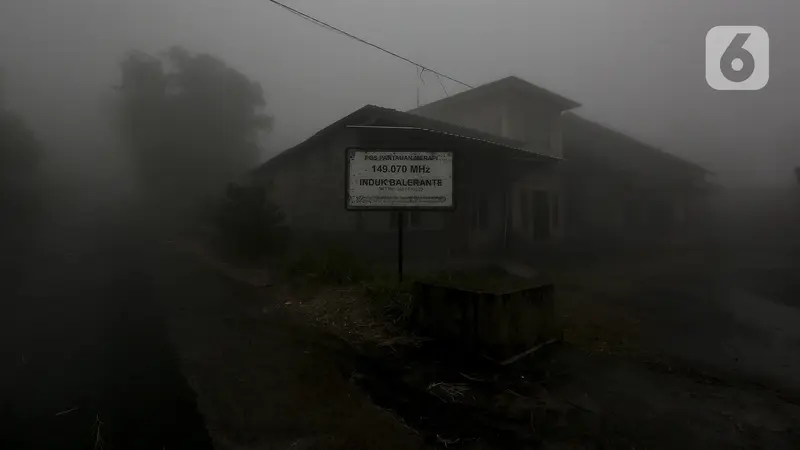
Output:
706,26,769,91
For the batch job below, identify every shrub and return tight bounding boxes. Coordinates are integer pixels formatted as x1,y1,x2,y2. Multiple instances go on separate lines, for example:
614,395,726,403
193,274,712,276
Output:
361,278,415,324
284,247,376,285
215,182,287,260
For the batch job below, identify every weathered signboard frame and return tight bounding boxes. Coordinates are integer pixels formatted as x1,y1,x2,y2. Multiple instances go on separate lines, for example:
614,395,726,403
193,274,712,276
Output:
344,147,456,282
344,147,456,211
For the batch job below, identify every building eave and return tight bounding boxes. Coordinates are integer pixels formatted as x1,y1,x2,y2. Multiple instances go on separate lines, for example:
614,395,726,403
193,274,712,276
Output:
345,124,561,161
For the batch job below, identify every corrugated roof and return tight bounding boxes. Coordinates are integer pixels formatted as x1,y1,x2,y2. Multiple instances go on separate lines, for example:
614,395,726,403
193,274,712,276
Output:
364,105,542,151
409,76,581,114
254,104,557,175
563,112,711,175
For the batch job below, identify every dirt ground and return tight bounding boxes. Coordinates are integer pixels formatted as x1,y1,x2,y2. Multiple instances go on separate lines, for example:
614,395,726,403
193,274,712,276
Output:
162,252,428,450
165,244,800,449
0,201,213,449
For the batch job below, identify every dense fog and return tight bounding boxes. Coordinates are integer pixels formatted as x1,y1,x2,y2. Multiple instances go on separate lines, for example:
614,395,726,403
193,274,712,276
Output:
1,0,799,195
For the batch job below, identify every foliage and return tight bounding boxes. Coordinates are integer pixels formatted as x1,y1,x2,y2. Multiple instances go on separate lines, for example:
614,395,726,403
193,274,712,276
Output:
116,47,272,215
285,247,378,285
0,109,41,175
283,248,415,323
362,279,415,324
215,182,287,260
0,104,44,224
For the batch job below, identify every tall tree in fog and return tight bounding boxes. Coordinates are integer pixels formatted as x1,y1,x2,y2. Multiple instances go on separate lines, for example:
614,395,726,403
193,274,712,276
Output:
0,73,44,225
0,110,41,175
116,47,272,217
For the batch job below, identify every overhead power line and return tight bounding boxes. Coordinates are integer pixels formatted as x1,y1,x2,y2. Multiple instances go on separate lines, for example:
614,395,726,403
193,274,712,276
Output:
266,0,473,90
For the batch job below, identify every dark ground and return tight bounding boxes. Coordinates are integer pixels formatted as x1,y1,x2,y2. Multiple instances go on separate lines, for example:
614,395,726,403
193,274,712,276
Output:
167,240,800,450
346,239,800,449
0,194,213,449
636,241,800,394
161,254,429,450
5,184,798,450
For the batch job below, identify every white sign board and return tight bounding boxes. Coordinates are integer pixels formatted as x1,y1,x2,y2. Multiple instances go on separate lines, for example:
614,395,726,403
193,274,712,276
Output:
346,149,454,210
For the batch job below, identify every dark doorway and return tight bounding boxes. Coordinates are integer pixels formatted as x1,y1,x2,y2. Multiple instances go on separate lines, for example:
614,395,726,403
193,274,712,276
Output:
532,190,551,241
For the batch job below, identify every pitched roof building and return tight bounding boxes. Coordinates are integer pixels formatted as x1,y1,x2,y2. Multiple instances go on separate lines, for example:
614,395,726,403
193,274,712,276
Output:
254,75,710,260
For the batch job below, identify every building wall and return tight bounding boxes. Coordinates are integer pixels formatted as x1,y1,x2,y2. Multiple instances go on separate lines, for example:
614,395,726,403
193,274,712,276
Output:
562,159,712,247
358,210,445,233
259,126,566,260
413,96,506,138
505,95,564,158
261,129,359,232
455,185,506,254
413,90,566,158
564,173,626,239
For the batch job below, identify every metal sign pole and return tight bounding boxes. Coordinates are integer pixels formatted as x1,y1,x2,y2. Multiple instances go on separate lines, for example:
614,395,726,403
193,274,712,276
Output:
397,211,404,283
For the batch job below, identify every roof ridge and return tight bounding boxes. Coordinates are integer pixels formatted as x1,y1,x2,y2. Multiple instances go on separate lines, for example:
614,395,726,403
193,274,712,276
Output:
409,75,580,113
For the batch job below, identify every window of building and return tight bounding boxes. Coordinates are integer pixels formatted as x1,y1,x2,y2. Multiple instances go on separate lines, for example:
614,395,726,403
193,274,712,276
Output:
519,190,531,231
532,190,551,241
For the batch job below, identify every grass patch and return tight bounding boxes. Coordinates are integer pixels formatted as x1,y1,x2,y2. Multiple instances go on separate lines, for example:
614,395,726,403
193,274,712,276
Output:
360,277,415,325
277,247,423,347
283,248,385,285
281,247,420,323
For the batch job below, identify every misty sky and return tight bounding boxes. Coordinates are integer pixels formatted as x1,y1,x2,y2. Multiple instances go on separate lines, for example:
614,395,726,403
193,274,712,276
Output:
1,0,798,186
